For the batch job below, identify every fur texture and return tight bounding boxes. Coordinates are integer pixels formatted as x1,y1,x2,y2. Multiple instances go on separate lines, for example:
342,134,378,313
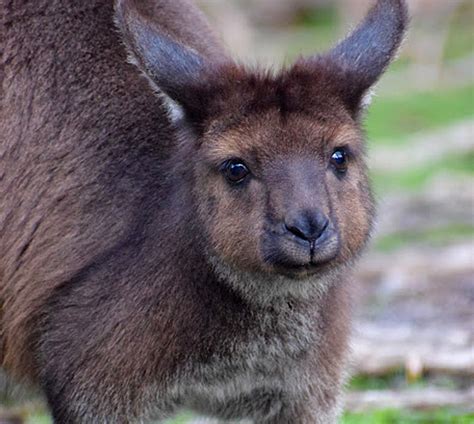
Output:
0,0,407,422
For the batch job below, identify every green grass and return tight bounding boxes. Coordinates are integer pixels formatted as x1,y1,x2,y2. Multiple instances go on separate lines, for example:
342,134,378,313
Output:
375,224,474,252
25,414,52,424
342,409,474,424
349,371,406,391
166,409,474,424
164,412,195,424
366,84,474,144
26,407,474,424
372,150,474,192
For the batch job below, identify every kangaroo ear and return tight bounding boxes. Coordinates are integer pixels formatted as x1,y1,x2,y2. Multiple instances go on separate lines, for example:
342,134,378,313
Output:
115,0,209,121
321,0,408,115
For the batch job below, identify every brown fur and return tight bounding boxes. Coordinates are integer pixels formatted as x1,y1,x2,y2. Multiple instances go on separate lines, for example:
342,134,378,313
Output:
0,0,407,422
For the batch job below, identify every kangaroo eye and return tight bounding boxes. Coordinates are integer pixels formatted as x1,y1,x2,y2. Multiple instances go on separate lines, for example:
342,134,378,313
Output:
330,149,348,173
222,159,250,184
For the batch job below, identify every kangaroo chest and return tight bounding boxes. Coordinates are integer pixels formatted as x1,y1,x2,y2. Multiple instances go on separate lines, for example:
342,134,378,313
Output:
178,306,318,419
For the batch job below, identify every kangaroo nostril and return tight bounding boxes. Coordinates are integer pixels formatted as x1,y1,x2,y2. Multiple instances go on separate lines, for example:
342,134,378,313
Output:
285,223,310,241
318,218,329,238
285,211,330,242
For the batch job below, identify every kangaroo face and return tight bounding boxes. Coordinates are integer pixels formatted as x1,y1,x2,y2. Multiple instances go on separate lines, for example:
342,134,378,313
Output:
194,106,373,278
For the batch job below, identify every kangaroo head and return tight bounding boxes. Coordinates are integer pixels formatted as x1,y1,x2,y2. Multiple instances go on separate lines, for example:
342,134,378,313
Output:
115,0,407,281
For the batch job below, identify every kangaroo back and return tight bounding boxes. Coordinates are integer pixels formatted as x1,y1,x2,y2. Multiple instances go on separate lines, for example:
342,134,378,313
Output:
0,0,225,380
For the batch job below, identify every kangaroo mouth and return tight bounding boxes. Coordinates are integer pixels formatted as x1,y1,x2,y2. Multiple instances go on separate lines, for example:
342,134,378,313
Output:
270,254,338,279
262,228,340,278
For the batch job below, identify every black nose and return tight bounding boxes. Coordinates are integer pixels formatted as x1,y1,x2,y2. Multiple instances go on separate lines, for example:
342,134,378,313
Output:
285,210,329,242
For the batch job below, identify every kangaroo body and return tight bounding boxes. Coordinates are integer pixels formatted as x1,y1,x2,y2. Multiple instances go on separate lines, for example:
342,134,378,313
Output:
0,1,407,422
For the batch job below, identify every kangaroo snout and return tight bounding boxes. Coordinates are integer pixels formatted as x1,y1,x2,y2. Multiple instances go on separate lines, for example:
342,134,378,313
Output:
266,209,339,275
285,209,330,243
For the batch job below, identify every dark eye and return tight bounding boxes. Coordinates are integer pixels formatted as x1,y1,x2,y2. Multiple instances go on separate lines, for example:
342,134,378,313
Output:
330,149,348,173
222,159,250,184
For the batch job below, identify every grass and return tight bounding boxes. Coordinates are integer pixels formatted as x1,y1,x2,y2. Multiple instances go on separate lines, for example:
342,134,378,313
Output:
342,409,474,424
349,371,406,392
25,407,474,424
348,372,465,393
371,150,474,193
164,413,195,424
365,84,474,144
375,224,474,253
26,415,51,424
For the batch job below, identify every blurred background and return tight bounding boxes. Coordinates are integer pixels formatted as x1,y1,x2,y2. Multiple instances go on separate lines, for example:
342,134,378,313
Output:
2,0,473,423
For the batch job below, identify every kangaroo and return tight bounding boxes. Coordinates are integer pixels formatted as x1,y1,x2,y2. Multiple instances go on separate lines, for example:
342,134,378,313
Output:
0,0,407,422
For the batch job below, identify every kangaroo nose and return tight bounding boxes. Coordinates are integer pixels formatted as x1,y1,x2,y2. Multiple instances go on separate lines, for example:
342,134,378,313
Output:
285,210,329,242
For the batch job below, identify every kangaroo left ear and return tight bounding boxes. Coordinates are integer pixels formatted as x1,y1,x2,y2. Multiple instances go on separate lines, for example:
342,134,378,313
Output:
115,0,211,123
317,0,409,116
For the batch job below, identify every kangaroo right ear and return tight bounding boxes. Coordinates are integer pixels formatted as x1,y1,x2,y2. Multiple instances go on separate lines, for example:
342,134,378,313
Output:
313,0,408,116
115,0,210,121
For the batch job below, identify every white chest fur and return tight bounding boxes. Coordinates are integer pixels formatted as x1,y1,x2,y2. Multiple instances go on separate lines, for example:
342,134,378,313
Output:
179,302,319,421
